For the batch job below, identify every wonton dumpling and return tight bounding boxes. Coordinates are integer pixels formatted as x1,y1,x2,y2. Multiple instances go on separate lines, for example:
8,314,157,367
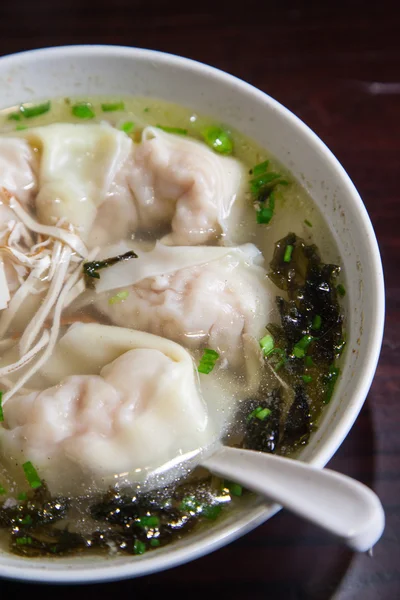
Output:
22,124,136,247
0,138,37,206
128,126,246,245
0,325,212,495
94,244,275,369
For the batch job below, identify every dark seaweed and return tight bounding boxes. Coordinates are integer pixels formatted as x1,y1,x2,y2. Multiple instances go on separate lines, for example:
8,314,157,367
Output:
281,386,311,448
83,250,138,280
242,390,282,453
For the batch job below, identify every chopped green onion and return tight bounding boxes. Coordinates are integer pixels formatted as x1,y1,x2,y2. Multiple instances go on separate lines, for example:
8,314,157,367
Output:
198,349,219,374
179,496,200,513
120,121,135,134
312,315,322,330
304,219,313,227
16,125,28,131
250,172,283,196
72,102,95,119
247,406,271,422
133,539,146,555
101,101,125,112
108,291,129,305
337,284,346,297
22,461,42,489
259,334,274,356
0,485,6,495
251,160,269,177
302,375,313,383
17,492,27,501
20,101,51,119
256,206,273,224
304,356,314,367
324,366,340,404
19,515,33,525
0,390,3,422
136,515,160,528
150,538,160,547
293,335,315,359
203,126,233,154
156,125,187,135
16,537,32,546
283,244,294,263
144,107,150,113
274,359,287,371
202,505,222,520
226,481,243,497
8,112,21,121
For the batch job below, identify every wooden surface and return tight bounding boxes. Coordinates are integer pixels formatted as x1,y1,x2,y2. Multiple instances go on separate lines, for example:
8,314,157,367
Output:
0,1,399,598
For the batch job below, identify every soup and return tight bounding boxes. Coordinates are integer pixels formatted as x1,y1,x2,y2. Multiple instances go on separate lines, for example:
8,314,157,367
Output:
0,97,345,557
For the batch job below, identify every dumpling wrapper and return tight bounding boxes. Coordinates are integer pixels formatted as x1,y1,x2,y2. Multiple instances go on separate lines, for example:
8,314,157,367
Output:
0,325,216,495
128,126,248,245
94,242,276,370
20,123,136,247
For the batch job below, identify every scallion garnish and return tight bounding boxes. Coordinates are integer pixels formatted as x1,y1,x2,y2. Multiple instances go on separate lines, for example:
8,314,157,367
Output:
20,101,51,119
17,492,27,501
8,112,21,121
283,244,294,263
250,172,284,196
72,102,95,120
256,205,274,224
120,121,135,134
0,485,6,495
150,538,160,547
109,291,129,305
136,515,160,528
203,126,233,154
337,284,346,297
179,496,200,513
251,160,269,177
156,125,188,135
247,406,271,422
226,481,243,497
22,461,42,489
0,390,3,422
84,250,138,280
101,101,125,112
312,315,322,330
197,349,219,374
304,356,314,367
202,505,222,520
144,107,150,112
324,366,340,404
19,515,33,525
302,375,313,383
16,536,32,546
304,219,313,227
133,539,146,555
16,125,28,131
293,335,315,359
259,334,274,356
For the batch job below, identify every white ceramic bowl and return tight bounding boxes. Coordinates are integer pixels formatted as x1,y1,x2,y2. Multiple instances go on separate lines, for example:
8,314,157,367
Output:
0,45,384,584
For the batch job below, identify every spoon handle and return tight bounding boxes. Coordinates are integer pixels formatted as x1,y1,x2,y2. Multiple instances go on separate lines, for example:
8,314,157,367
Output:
202,447,384,552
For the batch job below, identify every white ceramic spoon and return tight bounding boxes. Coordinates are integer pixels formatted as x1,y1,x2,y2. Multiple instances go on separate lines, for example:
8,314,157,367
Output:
201,446,385,552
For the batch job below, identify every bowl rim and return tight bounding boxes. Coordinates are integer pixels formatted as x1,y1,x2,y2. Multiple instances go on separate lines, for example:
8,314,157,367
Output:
0,44,385,584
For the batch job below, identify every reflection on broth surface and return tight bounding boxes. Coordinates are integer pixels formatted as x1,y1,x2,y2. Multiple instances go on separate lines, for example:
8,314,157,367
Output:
0,96,345,557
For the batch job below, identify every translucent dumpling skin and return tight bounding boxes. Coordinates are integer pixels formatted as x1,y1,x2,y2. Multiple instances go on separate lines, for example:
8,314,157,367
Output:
95,245,275,369
0,325,211,495
128,127,246,245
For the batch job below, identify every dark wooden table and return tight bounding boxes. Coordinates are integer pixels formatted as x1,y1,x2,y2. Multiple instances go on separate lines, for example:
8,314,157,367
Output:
0,1,398,598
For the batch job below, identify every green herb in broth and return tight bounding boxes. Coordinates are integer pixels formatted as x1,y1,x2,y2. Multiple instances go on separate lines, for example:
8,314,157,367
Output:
0,95,345,558
156,124,188,135
197,349,219,374
203,126,233,155
101,101,125,112
71,102,95,119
